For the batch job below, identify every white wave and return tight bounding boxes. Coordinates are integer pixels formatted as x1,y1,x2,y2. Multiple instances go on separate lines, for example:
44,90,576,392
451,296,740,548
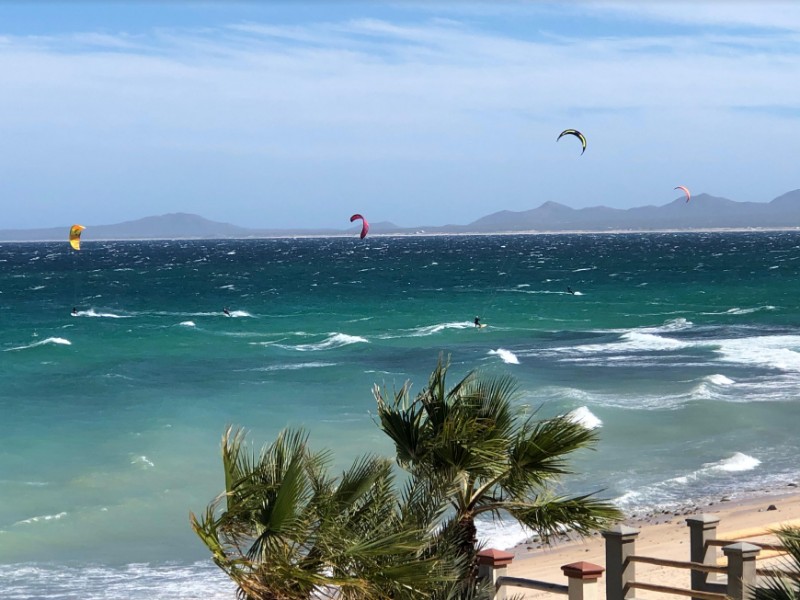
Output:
639,318,693,333
566,406,603,430
179,321,196,327
691,373,737,400
380,322,473,339
572,290,584,296
670,452,761,484
29,285,46,291
573,331,689,355
291,333,369,351
226,310,252,318
74,309,131,318
725,306,776,315
219,284,236,290
572,267,595,272
707,452,761,473
715,335,800,372
0,561,237,599
131,455,155,469
14,512,68,526
255,362,337,371
476,518,532,550
488,348,519,364
706,374,734,386
5,337,71,352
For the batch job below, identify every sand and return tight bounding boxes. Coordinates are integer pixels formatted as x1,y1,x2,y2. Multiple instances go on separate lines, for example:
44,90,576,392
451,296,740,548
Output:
501,489,800,600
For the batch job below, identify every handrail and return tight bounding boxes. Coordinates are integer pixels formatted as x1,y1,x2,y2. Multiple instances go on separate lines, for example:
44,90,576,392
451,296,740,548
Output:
628,581,728,600
497,575,568,594
709,540,787,552
757,568,800,580
629,555,727,574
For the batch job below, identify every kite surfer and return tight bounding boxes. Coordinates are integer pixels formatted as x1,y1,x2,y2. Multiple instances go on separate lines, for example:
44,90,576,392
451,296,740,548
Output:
72,307,78,316
474,316,481,328
567,286,575,295
223,307,231,317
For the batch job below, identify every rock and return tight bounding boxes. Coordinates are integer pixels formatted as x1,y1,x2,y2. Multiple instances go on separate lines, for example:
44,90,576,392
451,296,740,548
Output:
721,497,731,502
788,483,797,488
767,504,778,511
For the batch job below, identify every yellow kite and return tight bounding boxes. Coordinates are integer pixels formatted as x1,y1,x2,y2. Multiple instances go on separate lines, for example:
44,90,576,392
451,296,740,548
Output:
69,225,85,251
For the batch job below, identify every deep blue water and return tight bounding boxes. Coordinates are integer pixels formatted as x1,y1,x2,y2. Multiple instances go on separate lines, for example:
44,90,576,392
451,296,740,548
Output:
2,232,800,598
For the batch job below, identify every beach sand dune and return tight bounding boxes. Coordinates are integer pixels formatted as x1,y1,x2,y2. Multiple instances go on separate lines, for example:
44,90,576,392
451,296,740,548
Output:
504,491,800,600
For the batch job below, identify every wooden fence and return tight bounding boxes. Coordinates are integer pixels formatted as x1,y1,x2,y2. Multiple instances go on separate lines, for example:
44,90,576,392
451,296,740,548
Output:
477,514,798,600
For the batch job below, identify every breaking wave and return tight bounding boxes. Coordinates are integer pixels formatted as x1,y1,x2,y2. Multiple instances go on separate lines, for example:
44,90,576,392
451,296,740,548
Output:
5,338,71,352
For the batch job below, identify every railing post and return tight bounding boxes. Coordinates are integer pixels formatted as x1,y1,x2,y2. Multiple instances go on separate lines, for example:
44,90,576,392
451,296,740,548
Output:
477,548,514,600
723,542,761,600
562,561,605,600
686,514,720,597
603,525,639,600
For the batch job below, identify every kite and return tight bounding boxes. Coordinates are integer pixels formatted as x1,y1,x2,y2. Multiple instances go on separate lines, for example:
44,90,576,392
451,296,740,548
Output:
557,129,587,155
69,225,85,251
350,214,369,239
674,185,691,203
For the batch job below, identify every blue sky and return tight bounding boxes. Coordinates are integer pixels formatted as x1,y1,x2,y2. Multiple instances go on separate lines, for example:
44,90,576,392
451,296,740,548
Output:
1,1,799,229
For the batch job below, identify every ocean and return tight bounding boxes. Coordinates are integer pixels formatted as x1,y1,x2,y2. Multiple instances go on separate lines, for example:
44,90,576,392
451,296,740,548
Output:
2,232,800,598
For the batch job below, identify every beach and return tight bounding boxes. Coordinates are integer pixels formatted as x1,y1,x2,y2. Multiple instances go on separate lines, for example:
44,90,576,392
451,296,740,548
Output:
505,489,800,600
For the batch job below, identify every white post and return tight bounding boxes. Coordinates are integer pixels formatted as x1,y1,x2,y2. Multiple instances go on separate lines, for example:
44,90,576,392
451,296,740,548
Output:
562,561,605,600
477,548,515,600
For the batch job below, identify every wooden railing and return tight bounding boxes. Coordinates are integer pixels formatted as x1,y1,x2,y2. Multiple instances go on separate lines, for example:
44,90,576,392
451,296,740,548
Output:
478,514,799,600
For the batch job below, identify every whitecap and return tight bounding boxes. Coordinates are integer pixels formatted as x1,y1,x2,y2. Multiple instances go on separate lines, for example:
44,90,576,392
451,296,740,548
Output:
706,452,761,473
226,310,253,318
131,455,155,469
566,406,603,430
706,374,734,386
5,337,71,352
291,333,369,351
14,512,68,526
179,321,196,327
715,335,800,372
255,362,337,371
75,309,131,319
488,348,519,364
476,518,532,550
380,322,472,339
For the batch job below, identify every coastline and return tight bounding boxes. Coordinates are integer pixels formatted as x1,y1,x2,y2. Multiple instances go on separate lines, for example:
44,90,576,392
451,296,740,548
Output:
506,487,800,600
3,226,800,243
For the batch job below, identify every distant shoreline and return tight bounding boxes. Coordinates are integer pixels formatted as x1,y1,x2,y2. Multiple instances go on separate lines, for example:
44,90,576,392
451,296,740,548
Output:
3,226,800,243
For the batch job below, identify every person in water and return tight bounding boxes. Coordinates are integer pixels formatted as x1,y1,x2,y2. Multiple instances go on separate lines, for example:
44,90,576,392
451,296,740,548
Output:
71,307,78,316
474,316,481,327
223,307,231,317
567,286,575,295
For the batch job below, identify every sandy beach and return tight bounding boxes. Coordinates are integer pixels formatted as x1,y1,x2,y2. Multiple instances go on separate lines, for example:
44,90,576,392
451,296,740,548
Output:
503,488,800,600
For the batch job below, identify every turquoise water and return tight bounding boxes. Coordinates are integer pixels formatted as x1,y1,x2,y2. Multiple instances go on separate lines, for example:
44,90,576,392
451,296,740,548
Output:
2,232,800,598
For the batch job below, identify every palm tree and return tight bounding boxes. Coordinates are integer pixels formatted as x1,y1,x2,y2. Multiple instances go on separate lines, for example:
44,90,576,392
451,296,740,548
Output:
754,526,800,600
191,426,462,600
373,355,622,561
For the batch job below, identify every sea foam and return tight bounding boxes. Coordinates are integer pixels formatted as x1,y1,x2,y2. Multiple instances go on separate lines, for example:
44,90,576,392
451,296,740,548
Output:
566,406,603,430
74,309,130,318
292,333,369,351
5,337,71,352
489,349,519,364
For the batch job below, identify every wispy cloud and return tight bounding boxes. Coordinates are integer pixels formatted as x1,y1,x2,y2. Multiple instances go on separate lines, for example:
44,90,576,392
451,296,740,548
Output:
0,5,798,228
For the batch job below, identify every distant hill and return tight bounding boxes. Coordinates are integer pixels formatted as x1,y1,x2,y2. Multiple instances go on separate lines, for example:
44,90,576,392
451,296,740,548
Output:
1,190,800,241
461,190,800,232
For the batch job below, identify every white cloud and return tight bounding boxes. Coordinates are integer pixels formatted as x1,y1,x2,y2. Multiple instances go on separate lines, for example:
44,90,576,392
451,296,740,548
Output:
0,7,798,228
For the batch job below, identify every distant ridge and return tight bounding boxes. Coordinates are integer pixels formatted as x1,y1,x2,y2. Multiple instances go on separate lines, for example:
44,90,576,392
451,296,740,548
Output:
2,191,800,241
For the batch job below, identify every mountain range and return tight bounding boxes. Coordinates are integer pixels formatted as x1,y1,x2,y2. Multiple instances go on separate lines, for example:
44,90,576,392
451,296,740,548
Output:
3,190,800,241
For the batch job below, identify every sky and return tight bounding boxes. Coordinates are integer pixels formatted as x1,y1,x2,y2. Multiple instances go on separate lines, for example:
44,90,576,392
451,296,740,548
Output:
1,1,799,230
